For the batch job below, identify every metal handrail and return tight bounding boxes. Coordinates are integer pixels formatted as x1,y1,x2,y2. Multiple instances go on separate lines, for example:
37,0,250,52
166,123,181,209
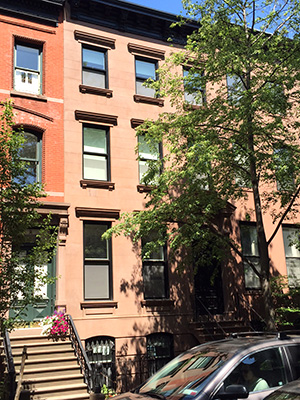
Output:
196,295,228,338
3,330,16,400
65,314,92,391
238,294,266,327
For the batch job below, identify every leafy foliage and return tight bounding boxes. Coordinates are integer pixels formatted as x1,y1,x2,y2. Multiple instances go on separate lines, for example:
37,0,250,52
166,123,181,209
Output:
105,1,300,330
0,101,57,332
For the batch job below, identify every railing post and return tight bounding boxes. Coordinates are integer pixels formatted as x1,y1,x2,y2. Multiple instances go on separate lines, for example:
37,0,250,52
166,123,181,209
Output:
3,330,17,400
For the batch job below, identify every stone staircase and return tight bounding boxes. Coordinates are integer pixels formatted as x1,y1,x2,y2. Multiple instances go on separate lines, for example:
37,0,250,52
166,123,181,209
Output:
189,313,253,343
2,327,90,400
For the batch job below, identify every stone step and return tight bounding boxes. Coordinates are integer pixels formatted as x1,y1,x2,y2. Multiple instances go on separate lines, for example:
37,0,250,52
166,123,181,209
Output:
22,373,85,390
13,347,75,363
9,339,72,352
19,364,83,380
14,355,79,371
33,393,90,400
30,383,89,399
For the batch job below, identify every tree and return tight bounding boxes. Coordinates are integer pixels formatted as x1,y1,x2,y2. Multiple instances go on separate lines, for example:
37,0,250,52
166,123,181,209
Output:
0,101,57,332
105,0,300,331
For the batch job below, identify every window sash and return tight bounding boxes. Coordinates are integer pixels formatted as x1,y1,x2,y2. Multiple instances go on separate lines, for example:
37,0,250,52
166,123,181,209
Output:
18,132,41,184
183,68,205,106
82,46,107,88
14,44,42,94
84,222,112,300
240,225,261,289
283,227,300,286
135,58,157,97
143,263,167,299
83,125,109,181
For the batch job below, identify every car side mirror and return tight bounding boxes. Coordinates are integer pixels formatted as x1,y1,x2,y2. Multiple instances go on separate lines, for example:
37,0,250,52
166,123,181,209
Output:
215,385,249,400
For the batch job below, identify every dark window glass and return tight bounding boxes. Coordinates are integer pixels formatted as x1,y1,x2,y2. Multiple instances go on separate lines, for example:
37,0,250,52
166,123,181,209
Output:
16,45,39,71
82,47,106,88
135,58,157,97
85,336,116,392
83,125,109,181
147,333,174,377
142,237,168,299
183,68,205,106
18,132,41,184
84,222,112,300
240,224,261,289
224,348,287,392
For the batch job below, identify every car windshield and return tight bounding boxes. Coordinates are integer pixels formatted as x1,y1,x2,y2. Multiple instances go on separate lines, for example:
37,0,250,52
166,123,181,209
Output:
139,345,231,399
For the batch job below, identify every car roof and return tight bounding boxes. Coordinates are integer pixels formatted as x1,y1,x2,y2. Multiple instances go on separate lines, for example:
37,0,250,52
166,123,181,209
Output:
184,333,300,358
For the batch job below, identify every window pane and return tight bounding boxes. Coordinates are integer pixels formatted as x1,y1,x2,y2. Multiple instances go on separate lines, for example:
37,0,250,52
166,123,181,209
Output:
84,127,107,154
14,70,39,94
225,348,287,392
241,225,259,256
83,48,105,70
136,80,156,97
84,224,108,259
20,133,38,160
85,264,109,299
83,70,106,88
83,155,107,180
16,45,39,71
139,160,149,182
143,263,166,299
139,136,159,160
283,228,300,258
244,258,261,289
136,60,156,80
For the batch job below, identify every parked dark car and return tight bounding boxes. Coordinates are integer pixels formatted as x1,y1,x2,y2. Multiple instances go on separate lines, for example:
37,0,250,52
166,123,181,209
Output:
116,333,300,400
263,378,300,400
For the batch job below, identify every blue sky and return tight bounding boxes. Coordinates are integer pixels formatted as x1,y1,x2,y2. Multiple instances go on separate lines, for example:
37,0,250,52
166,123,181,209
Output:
125,0,185,15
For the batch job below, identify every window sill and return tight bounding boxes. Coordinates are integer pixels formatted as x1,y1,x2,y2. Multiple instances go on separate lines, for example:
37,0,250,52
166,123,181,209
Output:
134,94,164,107
10,90,47,102
81,301,118,309
137,184,155,193
79,85,113,98
184,103,201,110
80,180,115,190
141,299,174,308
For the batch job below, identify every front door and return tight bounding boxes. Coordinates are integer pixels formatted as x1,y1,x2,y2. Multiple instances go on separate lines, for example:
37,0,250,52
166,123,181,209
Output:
9,256,56,322
194,245,224,317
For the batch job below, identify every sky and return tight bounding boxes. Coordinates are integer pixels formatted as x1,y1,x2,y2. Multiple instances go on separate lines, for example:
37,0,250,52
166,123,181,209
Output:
124,0,185,16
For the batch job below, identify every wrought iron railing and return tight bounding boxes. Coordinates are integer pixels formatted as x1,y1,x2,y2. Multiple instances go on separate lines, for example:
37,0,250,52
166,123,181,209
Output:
65,314,92,391
3,330,16,400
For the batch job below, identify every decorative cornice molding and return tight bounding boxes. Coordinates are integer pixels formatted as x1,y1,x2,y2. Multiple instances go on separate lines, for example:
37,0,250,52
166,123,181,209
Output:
80,180,115,190
75,110,118,126
133,94,164,107
128,43,165,60
75,207,120,219
74,30,115,49
130,118,144,128
79,85,113,98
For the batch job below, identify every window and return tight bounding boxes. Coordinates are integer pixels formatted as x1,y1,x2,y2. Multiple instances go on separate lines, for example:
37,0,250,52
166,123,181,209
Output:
227,74,245,103
183,68,205,106
224,348,287,392
138,135,161,184
84,222,112,300
283,227,300,287
83,125,110,181
14,43,42,94
147,333,174,377
240,224,261,289
85,336,116,391
82,46,107,89
142,238,168,299
135,58,157,97
19,132,42,184
274,147,295,191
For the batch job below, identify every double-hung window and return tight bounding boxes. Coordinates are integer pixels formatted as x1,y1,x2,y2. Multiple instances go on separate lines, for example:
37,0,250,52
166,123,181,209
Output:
138,136,161,184
14,43,42,95
82,46,107,89
19,132,42,184
142,238,168,299
84,222,112,300
283,227,300,287
135,57,157,98
83,125,110,181
183,68,205,106
227,74,245,103
240,224,261,289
